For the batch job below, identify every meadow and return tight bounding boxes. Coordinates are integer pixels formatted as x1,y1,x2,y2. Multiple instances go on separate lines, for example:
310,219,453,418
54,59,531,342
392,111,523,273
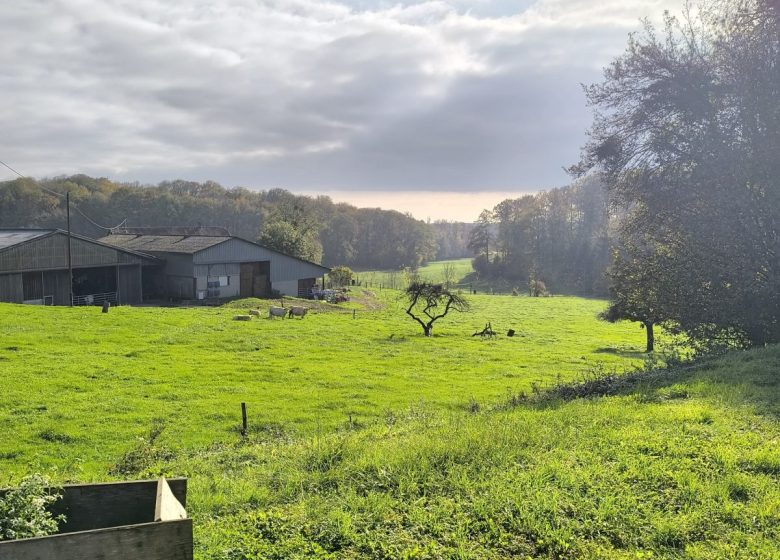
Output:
354,259,475,291
0,290,644,477
355,258,530,294
0,287,778,558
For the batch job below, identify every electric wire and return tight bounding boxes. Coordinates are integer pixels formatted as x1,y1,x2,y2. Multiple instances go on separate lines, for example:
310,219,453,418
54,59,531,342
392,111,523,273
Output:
0,158,128,231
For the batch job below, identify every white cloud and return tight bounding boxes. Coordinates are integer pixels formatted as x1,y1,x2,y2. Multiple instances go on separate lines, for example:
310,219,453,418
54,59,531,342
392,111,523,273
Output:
0,0,680,192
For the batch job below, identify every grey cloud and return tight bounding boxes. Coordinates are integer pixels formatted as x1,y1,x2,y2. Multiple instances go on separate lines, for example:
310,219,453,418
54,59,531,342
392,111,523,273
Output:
0,0,679,190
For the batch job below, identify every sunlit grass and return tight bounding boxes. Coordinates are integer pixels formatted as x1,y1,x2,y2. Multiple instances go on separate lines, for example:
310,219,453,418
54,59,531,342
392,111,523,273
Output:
0,290,644,477
2,286,775,558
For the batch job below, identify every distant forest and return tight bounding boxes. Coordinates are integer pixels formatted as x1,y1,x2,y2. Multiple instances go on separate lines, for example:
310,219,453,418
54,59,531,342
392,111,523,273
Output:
0,174,619,294
466,175,611,296
0,174,619,295
0,175,468,270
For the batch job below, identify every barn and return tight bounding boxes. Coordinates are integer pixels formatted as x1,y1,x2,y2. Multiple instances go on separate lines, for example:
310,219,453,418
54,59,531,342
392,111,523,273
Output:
0,229,160,305
99,227,330,300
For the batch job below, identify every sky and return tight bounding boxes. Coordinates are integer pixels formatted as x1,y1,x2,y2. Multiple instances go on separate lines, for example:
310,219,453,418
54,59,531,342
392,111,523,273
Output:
0,0,678,221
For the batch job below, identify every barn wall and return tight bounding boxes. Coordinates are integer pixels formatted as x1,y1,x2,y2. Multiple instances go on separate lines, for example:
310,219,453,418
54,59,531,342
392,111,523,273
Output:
118,265,143,304
0,233,151,273
0,273,23,303
156,253,193,277
272,279,298,296
193,238,328,282
43,269,71,305
166,276,195,300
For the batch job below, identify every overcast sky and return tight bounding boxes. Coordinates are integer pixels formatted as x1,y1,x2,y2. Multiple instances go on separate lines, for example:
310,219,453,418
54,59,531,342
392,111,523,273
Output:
1,0,678,220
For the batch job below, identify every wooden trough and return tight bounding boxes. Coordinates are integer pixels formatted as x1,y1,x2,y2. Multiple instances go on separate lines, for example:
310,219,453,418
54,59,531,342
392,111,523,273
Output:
0,478,192,560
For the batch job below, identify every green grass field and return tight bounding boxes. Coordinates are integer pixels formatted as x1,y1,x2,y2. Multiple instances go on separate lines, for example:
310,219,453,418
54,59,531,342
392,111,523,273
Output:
356,258,533,294
354,259,475,290
0,290,644,477
1,287,778,558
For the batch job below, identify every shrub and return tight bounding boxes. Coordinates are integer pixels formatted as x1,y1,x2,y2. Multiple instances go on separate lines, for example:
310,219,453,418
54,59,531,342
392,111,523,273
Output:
0,474,64,541
329,266,354,288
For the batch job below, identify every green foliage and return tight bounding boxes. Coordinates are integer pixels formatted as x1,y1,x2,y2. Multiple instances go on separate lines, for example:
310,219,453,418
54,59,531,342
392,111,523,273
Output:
468,176,611,296
0,175,436,271
328,266,354,287
467,209,493,262
579,0,780,347
109,419,173,477
258,220,323,263
0,475,63,541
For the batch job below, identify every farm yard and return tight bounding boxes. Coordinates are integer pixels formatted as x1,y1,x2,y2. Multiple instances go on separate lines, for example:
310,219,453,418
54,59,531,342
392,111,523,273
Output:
1,288,779,558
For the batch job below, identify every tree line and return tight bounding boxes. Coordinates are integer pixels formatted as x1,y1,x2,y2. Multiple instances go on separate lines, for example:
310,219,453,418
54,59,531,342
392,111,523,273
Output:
0,175,439,270
466,174,613,296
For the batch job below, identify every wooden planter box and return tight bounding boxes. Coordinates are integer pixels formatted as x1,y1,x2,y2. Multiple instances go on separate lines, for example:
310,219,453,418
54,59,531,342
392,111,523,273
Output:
0,478,192,560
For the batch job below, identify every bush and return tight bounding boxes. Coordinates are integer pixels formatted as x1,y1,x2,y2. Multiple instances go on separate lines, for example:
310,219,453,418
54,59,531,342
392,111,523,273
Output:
329,266,354,288
0,474,64,541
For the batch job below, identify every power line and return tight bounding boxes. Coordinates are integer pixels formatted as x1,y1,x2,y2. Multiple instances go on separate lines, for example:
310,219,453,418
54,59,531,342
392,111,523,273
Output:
0,158,128,231
1,159,68,199
72,204,127,231
0,158,25,179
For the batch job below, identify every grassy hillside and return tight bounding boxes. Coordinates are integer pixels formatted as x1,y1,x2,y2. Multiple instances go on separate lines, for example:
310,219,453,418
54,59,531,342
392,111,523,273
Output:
2,292,777,558
357,258,537,294
189,346,780,559
0,291,644,477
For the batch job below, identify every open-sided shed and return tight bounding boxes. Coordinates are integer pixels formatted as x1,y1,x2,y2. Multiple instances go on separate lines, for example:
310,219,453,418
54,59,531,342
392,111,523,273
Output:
0,229,159,306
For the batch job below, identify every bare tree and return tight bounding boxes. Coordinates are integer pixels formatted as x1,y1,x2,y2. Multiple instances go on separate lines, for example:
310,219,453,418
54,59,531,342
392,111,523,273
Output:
441,262,456,289
404,282,469,336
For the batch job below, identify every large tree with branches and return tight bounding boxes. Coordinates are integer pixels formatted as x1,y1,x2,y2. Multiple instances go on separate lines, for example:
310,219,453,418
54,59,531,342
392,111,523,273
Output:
575,0,780,348
404,282,469,337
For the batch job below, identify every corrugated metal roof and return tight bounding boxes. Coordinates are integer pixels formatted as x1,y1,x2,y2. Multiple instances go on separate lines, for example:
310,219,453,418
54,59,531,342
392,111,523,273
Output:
99,234,230,254
111,226,231,236
101,233,330,272
0,229,54,250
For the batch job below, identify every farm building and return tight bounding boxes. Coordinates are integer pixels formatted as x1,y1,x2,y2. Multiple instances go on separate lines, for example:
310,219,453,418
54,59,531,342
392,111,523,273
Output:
0,229,160,305
99,227,330,300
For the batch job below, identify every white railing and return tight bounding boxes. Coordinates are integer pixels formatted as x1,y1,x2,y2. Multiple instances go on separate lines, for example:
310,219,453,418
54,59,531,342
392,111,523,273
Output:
72,291,118,306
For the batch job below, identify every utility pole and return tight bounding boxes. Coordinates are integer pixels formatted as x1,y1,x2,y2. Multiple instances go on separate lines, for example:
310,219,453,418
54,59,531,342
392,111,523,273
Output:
66,191,73,307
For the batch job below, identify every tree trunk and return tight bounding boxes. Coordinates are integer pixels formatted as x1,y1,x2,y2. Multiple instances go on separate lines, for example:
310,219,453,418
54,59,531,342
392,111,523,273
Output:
645,321,654,352
423,325,432,337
